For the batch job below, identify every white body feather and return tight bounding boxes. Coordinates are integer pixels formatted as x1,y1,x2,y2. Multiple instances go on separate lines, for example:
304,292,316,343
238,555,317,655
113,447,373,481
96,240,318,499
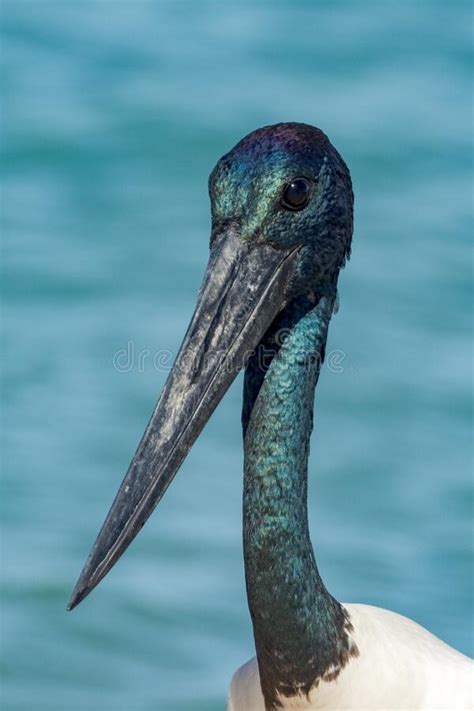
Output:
228,604,473,711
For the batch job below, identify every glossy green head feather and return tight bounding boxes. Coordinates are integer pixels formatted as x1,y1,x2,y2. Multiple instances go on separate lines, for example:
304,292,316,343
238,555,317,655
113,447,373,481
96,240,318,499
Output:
209,122,353,292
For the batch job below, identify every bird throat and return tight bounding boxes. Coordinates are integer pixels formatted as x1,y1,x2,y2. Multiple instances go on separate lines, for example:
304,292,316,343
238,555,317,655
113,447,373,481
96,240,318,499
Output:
242,292,358,710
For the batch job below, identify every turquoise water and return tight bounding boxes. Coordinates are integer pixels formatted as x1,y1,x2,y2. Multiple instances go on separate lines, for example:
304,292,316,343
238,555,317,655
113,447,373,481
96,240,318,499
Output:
2,2,472,709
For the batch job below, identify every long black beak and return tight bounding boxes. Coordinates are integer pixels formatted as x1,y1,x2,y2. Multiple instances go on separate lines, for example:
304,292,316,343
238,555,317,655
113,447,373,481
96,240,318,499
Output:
68,226,299,610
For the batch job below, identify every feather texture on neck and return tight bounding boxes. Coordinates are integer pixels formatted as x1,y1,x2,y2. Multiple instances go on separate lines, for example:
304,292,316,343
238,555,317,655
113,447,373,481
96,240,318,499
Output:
242,291,358,710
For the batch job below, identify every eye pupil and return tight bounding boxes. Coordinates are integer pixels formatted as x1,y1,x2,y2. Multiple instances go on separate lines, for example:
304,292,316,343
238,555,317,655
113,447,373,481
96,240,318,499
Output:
282,178,311,210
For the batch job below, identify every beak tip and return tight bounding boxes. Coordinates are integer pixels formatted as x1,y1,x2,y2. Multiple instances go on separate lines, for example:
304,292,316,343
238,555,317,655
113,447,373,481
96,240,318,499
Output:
67,575,91,612
66,588,82,612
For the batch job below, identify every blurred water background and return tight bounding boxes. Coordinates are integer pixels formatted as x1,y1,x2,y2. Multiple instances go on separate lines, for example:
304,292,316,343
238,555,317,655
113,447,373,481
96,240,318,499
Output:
2,2,473,709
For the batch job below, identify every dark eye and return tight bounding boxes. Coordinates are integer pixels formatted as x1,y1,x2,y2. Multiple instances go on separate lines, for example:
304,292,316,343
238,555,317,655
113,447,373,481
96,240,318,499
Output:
281,178,312,211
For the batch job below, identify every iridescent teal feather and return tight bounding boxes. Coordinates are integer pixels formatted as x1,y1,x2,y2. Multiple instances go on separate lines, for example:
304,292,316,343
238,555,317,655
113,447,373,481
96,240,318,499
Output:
243,293,355,706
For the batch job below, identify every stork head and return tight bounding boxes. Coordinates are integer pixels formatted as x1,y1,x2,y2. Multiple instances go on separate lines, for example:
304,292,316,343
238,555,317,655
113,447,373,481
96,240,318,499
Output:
210,122,352,290
68,123,353,610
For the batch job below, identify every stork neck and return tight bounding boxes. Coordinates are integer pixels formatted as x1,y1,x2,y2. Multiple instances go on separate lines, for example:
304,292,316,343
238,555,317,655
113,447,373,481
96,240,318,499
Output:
242,292,356,709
